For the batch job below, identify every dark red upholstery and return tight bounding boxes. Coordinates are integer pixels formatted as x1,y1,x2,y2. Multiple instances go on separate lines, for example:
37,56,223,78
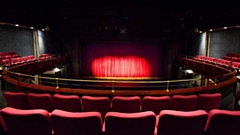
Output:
234,91,240,110
111,96,141,113
4,91,30,109
53,94,81,112
170,94,198,111
0,113,6,135
142,96,171,114
81,95,110,117
51,109,102,135
157,110,208,135
27,93,54,112
0,107,52,135
205,109,240,135
197,93,222,112
104,111,156,135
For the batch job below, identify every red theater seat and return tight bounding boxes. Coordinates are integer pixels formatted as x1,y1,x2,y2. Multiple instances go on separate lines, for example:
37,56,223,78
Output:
111,96,141,113
0,107,52,135
156,110,208,135
205,109,240,135
170,94,198,111
103,111,156,135
0,114,6,135
53,94,81,112
4,91,30,109
27,93,54,112
51,110,102,135
142,96,171,115
81,95,111,118
197,93,222,112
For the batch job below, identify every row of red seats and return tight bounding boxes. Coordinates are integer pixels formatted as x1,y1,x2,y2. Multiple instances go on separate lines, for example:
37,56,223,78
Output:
222,53,240,62
1,55,37,67
39,53,52,60
0,107,239,135
4,91,222,116
0,52,16,58
1,53,52,67
195,55,240,70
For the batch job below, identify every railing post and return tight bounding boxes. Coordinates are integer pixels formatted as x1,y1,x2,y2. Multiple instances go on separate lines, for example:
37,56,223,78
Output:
56,78,59,89
214,78,217,86
112,80,114,91
166,80,169,92
17,73,20,92
206,77,209,93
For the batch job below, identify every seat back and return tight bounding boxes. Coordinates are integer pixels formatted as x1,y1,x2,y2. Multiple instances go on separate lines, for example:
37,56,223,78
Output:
170,94,198,111
81,95,110,117
111,96,141,113
0,107,52,135
205,109,240,135
4,91,29,109
27,93,54,112
0,114,6,135
104,111,156,135
142,96,171,114
51,110,102,135
157,110,208,135
53,94,81,112
197,93,222,112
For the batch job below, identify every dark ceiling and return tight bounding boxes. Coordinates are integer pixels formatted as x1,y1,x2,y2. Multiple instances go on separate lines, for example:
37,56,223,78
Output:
1,0,240,33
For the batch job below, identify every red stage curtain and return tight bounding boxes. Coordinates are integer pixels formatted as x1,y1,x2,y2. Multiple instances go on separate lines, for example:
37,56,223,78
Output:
82,42,163,78
92,56,150,78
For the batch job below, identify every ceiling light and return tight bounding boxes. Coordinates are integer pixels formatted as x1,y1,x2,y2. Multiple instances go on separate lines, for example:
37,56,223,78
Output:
15,24,19,27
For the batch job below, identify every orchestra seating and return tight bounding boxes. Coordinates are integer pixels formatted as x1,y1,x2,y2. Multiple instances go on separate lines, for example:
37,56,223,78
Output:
1,106,240,135
4,91,222,113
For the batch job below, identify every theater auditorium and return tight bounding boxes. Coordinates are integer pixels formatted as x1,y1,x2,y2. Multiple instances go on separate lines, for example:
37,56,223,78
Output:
1,0,240,135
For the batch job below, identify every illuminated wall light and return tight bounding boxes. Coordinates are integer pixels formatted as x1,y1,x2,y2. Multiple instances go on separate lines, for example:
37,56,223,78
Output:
199,31,202,33
54,67,61,72
223,27,227,29
186,69,193,74
30,27,34,29
42,29,45,31
209,29,213,31
15,24,19,27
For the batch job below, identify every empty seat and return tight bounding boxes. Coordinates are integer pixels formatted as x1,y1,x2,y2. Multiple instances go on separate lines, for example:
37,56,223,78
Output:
81,95,110,117
104,111,156,135
0,107,52,135
205,109,240,135
197,93,222,112
4,91,30,109
53,94,81,112
142,96,171,115
51,109,102,135
0,113,6,135
234,91,240,110
111,96,141,113
27,93,54,112
156,110,208,135
170,94,198,111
